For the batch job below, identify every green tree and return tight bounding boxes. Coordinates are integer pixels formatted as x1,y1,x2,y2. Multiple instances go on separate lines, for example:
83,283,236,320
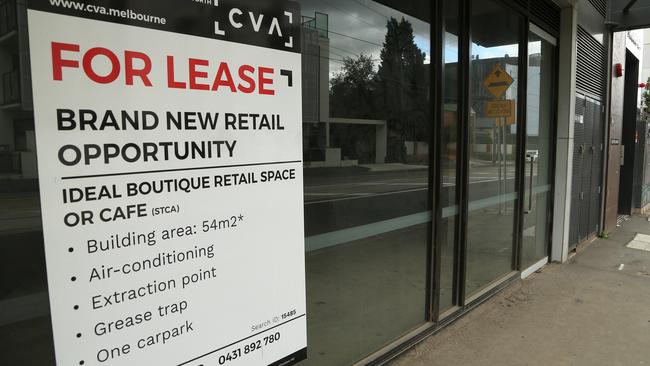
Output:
329,54,378,163
329,54,376,119
375,17,428,163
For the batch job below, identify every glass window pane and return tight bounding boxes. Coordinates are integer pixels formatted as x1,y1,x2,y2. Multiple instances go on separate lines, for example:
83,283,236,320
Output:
298,0,431,364
522,29,555,268
440,0,460,313
0,4,51,358
465,0,521,297
0,141,53,362
0,1,432,365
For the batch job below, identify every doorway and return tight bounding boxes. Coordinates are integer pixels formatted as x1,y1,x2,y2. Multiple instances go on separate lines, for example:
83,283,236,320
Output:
438,0,559,314
521,24,556,275
464,0,522,299
618,50,640,215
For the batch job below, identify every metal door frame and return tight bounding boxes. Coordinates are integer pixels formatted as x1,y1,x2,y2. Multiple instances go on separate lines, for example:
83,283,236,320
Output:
519,22,559,276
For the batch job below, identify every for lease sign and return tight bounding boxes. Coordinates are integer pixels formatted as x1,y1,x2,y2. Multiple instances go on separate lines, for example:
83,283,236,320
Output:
27,0,306,365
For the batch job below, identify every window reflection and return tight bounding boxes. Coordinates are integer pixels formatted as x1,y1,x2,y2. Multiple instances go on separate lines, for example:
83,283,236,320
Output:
298,0,431,364
439,0,459,313
0,1,432,365
0,5,53,359
522,30,555,268
465,0,521,297
0,135,53,363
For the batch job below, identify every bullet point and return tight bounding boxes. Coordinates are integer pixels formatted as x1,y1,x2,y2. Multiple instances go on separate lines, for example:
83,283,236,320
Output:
76,333,82,338
71,276,77,282
68,247,74,253
73,305,79,310
79,361,85,365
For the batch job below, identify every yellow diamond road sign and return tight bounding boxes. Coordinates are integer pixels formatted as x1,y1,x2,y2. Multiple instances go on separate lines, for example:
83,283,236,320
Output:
483,63,513,98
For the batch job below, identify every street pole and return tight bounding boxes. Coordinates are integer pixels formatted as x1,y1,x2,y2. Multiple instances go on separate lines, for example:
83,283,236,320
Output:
497,119,502,214
503,121,507,213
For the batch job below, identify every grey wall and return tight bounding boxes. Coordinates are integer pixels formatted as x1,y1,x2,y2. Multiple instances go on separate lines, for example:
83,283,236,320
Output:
604,31,627,233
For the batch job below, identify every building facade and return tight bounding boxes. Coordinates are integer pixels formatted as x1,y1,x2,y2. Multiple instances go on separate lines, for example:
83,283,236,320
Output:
0,0,648,365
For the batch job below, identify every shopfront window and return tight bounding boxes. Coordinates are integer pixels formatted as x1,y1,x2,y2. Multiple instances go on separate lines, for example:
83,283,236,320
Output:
0,192,51,364
298,0,432,364
0,0,564,364
0,8,53,360
0,0,432,365
440,0,460,313
522,26,556,269
465,0,522,297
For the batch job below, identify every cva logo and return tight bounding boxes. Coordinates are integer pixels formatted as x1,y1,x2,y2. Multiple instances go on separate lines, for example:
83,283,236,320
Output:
214,5,295,49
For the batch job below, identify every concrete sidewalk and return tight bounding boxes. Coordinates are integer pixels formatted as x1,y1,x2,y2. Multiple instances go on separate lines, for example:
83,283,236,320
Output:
393,216,650,366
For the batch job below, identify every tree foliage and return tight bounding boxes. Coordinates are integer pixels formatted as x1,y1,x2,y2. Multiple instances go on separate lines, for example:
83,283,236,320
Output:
330,54,376,119
376,18,429,162
328,17,429,163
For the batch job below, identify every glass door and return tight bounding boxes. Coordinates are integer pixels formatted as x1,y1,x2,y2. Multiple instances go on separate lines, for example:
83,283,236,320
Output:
436,0,559,317
464,0,522,298
521,24,556,273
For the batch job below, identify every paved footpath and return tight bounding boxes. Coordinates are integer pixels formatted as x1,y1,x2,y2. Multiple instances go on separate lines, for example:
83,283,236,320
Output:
393,216,650,366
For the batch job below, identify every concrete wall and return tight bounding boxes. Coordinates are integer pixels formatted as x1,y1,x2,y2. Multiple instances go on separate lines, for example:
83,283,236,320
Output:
603,29,645,232
551,5,578,263
604,31,627,234
627,30,644,108
642,29,650,84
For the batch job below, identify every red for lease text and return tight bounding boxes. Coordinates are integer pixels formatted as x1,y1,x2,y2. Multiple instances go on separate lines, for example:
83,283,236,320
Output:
51,42,276,95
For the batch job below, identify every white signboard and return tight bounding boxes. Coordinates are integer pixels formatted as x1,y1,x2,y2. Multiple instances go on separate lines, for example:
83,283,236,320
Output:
27,0,306,365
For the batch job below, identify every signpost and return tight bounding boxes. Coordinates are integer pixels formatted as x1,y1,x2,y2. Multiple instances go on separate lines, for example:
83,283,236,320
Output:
483,63,514,214
485,99,513,119
27,0,307,365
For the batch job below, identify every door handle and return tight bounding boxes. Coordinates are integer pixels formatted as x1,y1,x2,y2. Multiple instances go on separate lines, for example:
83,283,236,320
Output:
526,153,535,213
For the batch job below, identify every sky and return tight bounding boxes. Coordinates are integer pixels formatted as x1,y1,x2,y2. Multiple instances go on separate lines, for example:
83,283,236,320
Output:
297,0,431,76
296,0,539,78
444,33,541,63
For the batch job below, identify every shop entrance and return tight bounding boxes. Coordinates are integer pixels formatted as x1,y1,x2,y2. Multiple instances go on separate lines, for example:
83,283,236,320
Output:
463,0,523,299
521,25,556,275
438,0,559,316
